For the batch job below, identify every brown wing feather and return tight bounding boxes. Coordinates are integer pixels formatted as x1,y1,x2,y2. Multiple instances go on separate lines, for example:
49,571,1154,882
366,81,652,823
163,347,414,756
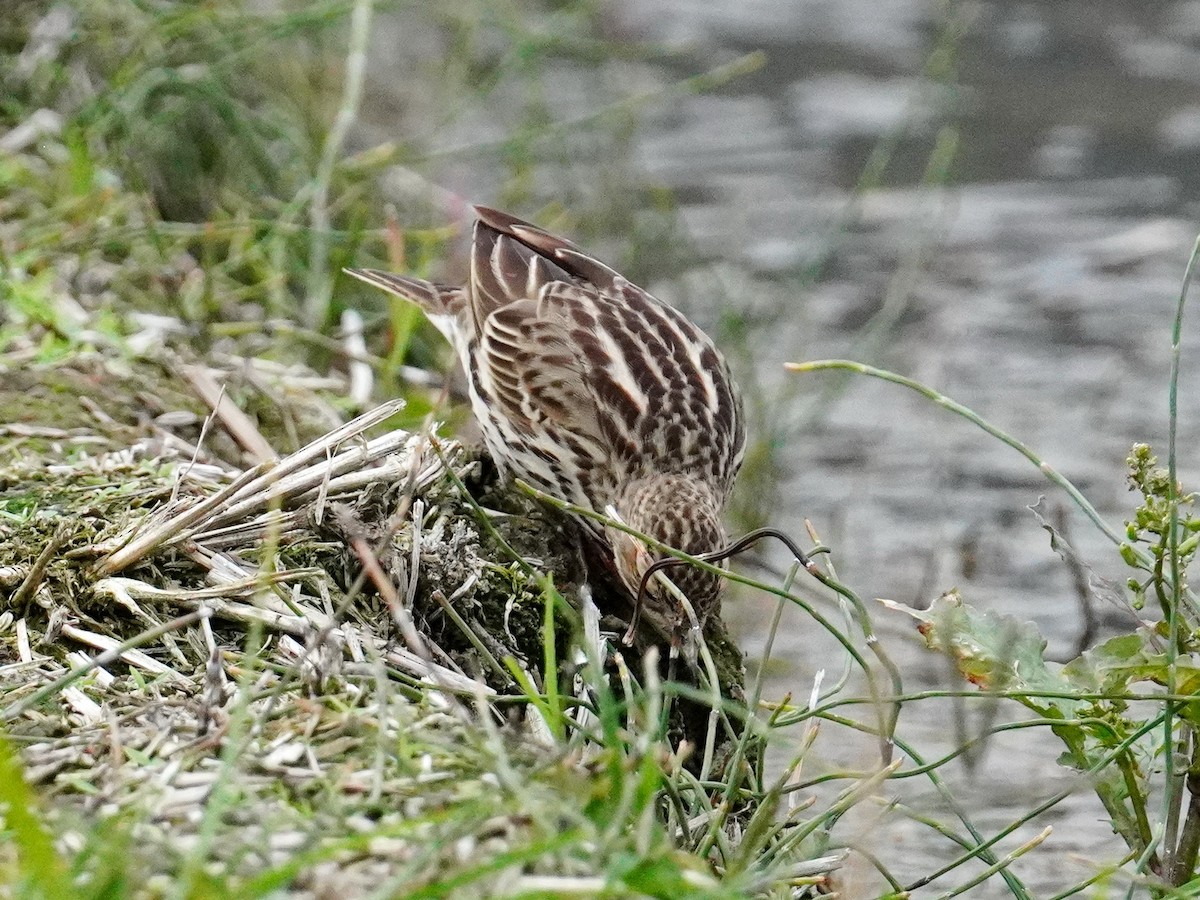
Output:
468,204,624,303
479,292,607,450
348,208,744,504
468,218,575,332
472,208,742,487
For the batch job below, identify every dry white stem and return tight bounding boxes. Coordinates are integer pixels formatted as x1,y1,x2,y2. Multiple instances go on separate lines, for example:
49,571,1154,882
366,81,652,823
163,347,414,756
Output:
183,365,277,465
94,572,319,608
523,704,557,748
97,400,408,575
383,648,494,697
203,428,416,530
509,877,608,893
59,623,178,678
96,462,270,575
61,686,104,723
172,597,325,640
261,741,307,771
276,635,306,660
66,651,115,688
302,446,461,499
312,445,333,527
189,512,305,548
406,498,423,609
15,618,31,663
196,548,256,584
0,423,71,438
218,399,406,508
341,309,373,407
0,107,62,153
783,851,850,877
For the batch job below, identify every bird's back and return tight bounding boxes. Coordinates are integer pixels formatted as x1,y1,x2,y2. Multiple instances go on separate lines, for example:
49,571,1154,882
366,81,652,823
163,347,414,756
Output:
347,207,746,516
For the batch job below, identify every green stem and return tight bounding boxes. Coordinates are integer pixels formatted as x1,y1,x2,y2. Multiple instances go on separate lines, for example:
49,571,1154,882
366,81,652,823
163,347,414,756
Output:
1173,752,1200,882
788,359,1119,543
304,0,373,327
1161,234,1200,879
1117,748,1156,864
515,478,901,762
787,359,1200,619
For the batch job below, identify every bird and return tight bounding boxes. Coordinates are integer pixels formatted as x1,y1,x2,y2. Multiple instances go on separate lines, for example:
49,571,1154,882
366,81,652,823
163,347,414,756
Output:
346,205,745,642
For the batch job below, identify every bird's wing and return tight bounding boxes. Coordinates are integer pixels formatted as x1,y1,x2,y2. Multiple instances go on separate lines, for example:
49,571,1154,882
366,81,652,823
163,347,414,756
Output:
473,206,624,288
351,206,744,496
477,285,612,466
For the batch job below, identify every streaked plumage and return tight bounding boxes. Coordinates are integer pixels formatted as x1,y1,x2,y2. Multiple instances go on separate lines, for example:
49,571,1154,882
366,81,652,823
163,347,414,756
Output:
347,206,744,640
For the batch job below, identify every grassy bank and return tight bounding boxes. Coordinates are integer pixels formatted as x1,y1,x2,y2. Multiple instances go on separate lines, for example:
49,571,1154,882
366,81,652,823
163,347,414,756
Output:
4,1,1200,897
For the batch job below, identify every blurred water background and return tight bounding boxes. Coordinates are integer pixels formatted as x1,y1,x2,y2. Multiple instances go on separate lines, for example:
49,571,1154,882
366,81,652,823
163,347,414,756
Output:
355,2,1200,893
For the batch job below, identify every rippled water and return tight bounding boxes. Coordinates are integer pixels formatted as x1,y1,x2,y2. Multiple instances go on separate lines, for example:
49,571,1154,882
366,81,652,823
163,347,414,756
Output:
618,3,1200,893
362,2,1200,893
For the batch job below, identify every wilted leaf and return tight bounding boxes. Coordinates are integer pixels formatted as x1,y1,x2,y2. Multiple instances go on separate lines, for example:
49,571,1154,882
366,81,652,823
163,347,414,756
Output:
882,590,1080,719
882,591,1157,852
1029,498,1131,610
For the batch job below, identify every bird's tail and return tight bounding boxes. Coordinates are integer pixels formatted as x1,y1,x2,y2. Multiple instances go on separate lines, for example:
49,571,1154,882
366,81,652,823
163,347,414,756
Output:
343,268,465,320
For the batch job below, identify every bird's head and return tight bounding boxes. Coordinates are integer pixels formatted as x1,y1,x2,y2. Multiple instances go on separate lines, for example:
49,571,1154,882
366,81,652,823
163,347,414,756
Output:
605,474,727,641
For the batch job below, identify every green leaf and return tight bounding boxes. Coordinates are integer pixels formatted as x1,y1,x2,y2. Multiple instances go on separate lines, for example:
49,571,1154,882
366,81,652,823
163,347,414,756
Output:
884,591,1079,719
885,592,1156,853
1063,628,1200,720
0,733,73,898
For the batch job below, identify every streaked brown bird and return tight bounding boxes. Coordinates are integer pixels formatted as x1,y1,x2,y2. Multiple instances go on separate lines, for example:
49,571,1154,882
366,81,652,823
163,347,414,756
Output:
347,206,744,641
